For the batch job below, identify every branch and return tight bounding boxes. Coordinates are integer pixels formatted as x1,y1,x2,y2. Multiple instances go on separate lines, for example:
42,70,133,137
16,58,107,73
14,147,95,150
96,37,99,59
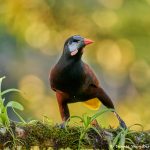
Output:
0,121,149,149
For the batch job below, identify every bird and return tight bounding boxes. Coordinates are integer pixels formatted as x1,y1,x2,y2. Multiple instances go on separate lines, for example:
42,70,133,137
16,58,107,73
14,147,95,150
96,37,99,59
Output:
49,35,126,128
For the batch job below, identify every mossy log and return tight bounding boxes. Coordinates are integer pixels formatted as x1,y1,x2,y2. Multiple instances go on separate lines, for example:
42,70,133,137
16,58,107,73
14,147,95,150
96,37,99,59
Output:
0,121,149,150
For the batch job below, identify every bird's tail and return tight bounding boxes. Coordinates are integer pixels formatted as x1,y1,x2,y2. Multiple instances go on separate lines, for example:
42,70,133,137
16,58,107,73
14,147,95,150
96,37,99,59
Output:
82,98,101,110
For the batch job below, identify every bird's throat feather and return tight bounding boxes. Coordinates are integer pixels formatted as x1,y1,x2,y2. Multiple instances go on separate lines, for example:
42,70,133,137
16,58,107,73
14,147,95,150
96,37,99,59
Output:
53,60,85,94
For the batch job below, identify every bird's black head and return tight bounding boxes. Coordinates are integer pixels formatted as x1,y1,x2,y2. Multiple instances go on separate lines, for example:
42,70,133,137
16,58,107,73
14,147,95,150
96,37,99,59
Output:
63,35,94,58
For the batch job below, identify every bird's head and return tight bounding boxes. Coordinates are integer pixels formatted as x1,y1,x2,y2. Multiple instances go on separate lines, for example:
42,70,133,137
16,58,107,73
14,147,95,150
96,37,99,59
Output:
63,35,94,58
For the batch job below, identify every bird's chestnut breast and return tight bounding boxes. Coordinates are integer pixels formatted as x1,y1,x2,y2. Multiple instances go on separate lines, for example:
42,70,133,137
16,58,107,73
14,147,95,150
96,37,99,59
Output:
50,61,85,95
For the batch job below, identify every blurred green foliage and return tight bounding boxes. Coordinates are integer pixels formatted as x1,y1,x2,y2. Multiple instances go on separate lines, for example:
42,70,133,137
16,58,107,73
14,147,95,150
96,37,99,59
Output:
0,0,149,129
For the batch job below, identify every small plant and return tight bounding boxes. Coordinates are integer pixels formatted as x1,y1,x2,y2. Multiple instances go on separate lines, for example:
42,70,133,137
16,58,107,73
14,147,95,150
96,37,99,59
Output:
109,124,143,150
66,108,114,149
0,76,25,127
0,76,26,148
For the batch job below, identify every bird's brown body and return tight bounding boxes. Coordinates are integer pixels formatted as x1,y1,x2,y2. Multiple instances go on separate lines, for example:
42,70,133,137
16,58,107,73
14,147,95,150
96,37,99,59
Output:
50,35,126,128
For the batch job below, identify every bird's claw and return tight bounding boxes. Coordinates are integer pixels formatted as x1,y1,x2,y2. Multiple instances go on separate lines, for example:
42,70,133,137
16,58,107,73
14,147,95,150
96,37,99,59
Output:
60,122,66,129
55,122,66,129
120,120,127,129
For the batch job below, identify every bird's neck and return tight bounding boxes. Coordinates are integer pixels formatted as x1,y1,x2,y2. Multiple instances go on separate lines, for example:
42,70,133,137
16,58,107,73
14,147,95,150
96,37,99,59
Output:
56,55,83,73
61,51,82,63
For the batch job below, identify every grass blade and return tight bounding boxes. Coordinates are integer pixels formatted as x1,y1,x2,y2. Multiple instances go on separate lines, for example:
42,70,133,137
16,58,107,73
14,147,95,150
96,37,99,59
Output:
1,89,21,97
119,133,125,150
91,108,114,121
90,126,102,137
112,132,121,148
6,101,24,111
12,108,26,123
0,76,6,97
69,115,84,123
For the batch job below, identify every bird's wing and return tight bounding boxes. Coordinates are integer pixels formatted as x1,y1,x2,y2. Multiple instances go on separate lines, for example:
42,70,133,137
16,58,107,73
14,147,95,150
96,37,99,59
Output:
49,66,57,91
82,63,102,110
83,63,100,88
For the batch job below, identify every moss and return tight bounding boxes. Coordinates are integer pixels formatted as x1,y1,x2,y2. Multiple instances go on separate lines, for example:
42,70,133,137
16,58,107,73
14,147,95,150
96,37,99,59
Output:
0,121,149,149
19,121,81,149
130,131,150,146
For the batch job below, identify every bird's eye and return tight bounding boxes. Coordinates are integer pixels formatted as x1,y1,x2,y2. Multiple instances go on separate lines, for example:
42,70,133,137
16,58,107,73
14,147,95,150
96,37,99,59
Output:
73,39,79,43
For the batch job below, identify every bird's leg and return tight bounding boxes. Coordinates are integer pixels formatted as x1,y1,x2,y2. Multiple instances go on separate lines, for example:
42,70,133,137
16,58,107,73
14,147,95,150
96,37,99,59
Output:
96,87,127,129
85,86,127,128
114,111,127,129
56,92,70,128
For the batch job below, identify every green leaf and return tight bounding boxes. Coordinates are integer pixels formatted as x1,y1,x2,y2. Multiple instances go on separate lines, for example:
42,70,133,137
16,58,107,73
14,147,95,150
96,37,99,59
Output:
119,133,125,150
12,108,26,123
1,89,21,97
91,108,114,121
112,131,123,148
65,115,84,130
109,142,114,150
6,101,24,111
69,115,84,122
82,114,90,127
128,123,144,131
125,138,135,145
0,107,10,126
86,116,92,127
90,126,102,137
0,76,6,96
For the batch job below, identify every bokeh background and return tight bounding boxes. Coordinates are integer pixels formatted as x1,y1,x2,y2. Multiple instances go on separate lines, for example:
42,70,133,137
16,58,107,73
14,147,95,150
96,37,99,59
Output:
0,0,149,129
